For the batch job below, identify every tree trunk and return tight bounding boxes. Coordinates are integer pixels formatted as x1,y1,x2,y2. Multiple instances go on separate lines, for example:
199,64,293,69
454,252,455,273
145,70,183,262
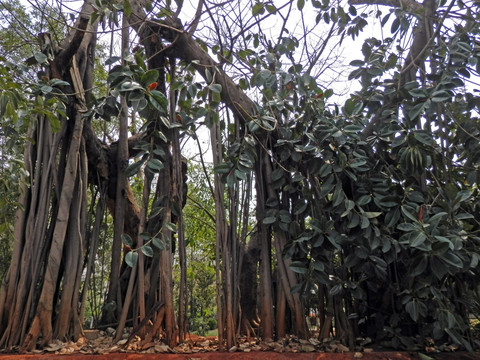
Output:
255,156,275,341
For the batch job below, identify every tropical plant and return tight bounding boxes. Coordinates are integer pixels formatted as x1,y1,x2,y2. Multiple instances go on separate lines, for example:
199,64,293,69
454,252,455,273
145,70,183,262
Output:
0,0,479,353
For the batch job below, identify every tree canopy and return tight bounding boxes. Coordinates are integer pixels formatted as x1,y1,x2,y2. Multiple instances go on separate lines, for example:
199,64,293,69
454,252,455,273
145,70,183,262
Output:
0,0,480,354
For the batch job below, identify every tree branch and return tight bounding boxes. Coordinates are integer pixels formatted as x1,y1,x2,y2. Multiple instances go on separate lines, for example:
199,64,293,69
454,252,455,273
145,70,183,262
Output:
56,8,91,67
348,0,422,13
186,0,204,35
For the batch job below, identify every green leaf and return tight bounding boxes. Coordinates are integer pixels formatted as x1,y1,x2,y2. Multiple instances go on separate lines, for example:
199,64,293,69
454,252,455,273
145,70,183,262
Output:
409,102,425,119
427,212,447,225
34,52,48,64
360,215,370,229
290,261,307,274
439,252,463,269
152,237,164,250
297,0,305,10
410,231,426,248
120,80,144,91
46,111,61,132
252,2,265,15
397,222,417,231
456,190,471,202
49,79,70,86
401,205,418,222
434,236,453,250
408,88,426,98
411,256,428,277
208,83,222,93
343,98,356,116
391,17,400,33
148,90,168,112
344,124,363,132
234,169,247,180
349,60,365,67
350,158,367,168
293,201,308,215
357,195,371,206
330,284,343,296
263,216,277,225
311,261,324,271
165,222,177,232
406,299,421,321
121,233,133,246
141,69,159,86
141,245,154,257
40,85,53,94
413,131,433,146
215,163,232,174
455,212,473,220
125,251,138,267
364,211,382,219
332,184,344,207
265,4,277,13
105,56,121,66
126,159,145,177
271,168,284,181
431,90,451,103
147,158,164,172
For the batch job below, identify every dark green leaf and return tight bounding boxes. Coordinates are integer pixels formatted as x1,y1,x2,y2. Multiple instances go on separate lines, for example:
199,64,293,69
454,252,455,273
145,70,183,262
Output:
141,69,159,86
410,231,426,248
360,215,369,229
413,131,433,146
105,56,122,66
271,168,284,181
401,205,418,222
290,261,307,274
263,216,276,225
409,102,425,119
397,222,417,232
126,159,145,177
293,201,308,215
125,251,138,267
406,299,420,321
148,90,168,112
332,184,344,207
121,233,133,246
215,163,232,174
411,256,428,276
147,158,164,172
252,2,265,15
141,245,154,257
439,252,463,269
152,237,164,250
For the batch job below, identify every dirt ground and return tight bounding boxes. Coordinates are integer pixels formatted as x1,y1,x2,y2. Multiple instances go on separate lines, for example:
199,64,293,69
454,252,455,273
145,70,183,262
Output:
0,334,478,360
0,352,479,360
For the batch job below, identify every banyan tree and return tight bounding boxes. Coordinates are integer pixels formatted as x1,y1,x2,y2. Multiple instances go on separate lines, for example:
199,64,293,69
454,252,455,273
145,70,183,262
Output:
0,0,480,353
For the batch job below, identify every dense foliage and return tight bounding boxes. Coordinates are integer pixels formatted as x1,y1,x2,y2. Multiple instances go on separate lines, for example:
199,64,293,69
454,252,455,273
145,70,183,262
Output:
0,0,479,353
209,0,480,349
